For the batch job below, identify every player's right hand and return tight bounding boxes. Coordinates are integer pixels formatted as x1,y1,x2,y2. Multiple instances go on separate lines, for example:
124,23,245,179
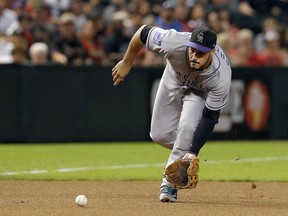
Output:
112,60,131,86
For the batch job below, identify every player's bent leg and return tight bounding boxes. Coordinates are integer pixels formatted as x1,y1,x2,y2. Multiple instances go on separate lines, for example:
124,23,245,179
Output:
149,131,175,150
157,143,173,150
165,116,199,166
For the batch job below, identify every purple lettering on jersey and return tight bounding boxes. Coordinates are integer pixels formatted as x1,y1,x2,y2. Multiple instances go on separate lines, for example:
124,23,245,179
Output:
153,32,164,46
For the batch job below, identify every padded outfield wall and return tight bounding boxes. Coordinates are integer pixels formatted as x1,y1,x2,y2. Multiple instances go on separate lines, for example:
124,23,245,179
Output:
0,64,287,142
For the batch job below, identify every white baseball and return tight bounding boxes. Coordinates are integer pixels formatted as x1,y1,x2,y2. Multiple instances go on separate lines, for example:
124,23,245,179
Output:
75,195,88,206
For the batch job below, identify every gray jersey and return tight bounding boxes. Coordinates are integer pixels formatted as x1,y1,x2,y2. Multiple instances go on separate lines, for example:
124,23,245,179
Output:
146,27,231,111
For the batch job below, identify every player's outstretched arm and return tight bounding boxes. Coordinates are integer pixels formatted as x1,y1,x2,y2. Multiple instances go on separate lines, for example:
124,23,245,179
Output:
188,107,220,156
112,25,146,86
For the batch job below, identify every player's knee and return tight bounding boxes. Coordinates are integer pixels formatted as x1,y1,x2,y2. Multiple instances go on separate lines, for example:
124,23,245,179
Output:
149,130,164,143
150,130,174,145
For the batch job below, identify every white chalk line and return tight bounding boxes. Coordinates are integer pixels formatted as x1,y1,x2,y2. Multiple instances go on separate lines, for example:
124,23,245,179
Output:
1,156,288,176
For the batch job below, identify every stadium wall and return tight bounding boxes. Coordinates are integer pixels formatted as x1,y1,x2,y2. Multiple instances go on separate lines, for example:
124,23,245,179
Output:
0,64,287,142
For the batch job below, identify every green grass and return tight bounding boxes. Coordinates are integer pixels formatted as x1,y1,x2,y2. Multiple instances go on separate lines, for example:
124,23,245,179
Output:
0,141,287,181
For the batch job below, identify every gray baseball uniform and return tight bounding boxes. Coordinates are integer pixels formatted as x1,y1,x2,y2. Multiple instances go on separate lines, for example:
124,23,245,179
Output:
146,27,231,167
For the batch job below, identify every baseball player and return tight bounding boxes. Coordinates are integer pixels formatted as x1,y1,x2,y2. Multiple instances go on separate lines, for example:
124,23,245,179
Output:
112,25,232,202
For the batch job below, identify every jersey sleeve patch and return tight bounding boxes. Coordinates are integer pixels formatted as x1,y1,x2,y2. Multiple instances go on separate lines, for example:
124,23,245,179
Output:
153,31,165,46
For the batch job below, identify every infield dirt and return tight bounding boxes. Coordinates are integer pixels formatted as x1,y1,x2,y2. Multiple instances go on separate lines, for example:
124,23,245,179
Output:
0,181,287,216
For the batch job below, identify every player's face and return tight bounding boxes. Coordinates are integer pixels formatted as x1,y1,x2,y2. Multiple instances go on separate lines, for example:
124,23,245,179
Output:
188,47,214,70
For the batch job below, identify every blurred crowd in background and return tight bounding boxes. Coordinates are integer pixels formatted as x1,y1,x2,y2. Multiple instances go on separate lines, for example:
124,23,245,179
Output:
1,0,288,67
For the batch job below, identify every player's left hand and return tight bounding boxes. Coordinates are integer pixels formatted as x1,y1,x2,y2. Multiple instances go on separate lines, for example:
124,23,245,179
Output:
164,157,199,189
182,153,197,160
112,60,131,86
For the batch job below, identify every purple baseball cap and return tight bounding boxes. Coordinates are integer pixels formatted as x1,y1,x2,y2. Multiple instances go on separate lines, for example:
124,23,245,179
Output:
185,28,217,53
